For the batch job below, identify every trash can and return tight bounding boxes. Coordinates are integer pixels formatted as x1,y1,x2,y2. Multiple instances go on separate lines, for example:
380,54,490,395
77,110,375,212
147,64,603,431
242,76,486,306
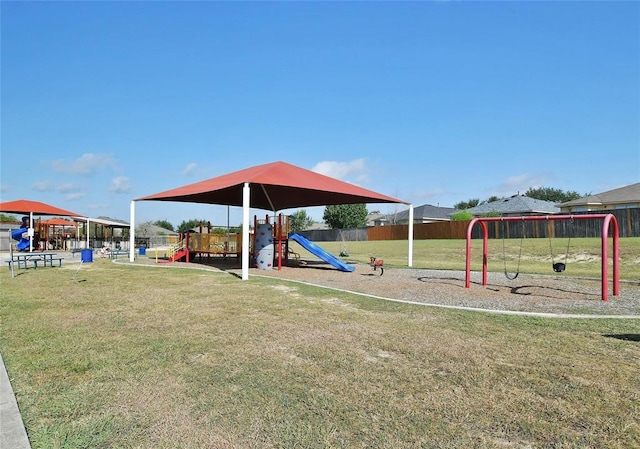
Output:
139,247,146,256
81,249,93,263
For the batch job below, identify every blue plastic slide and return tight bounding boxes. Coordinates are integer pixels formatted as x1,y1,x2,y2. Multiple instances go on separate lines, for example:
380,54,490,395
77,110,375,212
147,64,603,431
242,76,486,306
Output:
11,228,30,251
288,233,355,272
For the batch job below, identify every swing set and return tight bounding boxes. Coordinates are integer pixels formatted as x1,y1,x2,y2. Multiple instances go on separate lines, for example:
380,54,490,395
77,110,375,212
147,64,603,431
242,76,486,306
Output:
465,214,620,301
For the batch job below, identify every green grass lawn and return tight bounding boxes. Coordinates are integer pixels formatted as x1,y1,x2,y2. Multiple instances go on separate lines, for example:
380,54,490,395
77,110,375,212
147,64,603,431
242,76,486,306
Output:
1,241,639,448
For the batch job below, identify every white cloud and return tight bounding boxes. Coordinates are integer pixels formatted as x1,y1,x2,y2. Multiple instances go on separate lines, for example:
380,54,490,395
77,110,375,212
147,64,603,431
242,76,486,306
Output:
57,182,77,193
495,173,549,197
182,162,197,176
413,187,446,202
0,185,10,199
86,202,109,210
52,153,114,174
311,158,367,181
31,180,52,191
65,192,85,201
110,176,131,194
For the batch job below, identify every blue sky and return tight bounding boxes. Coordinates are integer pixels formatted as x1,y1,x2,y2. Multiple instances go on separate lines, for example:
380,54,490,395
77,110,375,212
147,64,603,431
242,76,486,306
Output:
1,1,638,227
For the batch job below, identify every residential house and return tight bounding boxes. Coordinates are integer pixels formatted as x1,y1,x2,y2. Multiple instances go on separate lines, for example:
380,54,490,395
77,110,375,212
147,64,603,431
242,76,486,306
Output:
558,182,640,213
390,204,457,225
463,195,560,217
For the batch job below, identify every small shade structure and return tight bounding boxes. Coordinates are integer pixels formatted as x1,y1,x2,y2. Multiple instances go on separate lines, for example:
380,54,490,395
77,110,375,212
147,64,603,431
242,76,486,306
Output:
0,199,83,252
41,218,79,248
132,161,414,279
0,199,81,217
72,216,131,249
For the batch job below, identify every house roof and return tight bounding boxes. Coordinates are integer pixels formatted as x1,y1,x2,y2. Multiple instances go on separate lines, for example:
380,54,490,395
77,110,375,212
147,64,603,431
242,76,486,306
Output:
136,222,178,236
464,195,560,215
136,161,408,211
394,204,457,222
559,182,640,207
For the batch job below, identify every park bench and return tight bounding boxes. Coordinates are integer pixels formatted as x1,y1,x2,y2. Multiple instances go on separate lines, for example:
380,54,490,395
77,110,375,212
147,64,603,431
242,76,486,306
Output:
108,249,128,259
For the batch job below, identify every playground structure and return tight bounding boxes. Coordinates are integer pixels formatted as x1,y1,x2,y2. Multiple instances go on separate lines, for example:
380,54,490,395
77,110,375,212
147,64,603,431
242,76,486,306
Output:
162,220,244,263
465,214,620,301
10,216,79,251
159,214,355,272
5,216,125,253
162,215,290,266
10,216,37,251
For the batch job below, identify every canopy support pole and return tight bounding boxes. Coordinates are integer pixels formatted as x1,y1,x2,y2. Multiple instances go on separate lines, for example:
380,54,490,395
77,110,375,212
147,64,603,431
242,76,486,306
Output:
129,201,136,262
29,212,34,252
242,182,250,280
407,204,414,267
86,218,90,249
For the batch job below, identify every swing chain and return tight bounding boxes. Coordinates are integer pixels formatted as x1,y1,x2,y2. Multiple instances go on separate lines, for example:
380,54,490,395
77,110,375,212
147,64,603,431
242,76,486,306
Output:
549,215,573,273
502,218,524,280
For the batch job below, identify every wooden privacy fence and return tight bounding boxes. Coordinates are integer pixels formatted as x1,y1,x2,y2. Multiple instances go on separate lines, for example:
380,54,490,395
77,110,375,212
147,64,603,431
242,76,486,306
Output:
301,208,639,242
368,220,470,240
374,208,638,240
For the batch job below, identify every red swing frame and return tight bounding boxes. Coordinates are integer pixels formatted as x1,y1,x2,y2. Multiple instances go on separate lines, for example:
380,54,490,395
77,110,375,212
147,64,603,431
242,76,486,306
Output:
465,214,620,301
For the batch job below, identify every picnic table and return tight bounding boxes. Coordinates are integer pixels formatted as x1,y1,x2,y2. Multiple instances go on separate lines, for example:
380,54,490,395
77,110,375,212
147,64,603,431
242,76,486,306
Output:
108,249,128,259
5,252,64,269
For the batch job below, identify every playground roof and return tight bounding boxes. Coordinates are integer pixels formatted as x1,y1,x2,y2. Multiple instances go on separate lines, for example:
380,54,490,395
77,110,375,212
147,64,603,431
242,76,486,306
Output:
42,218,78,227
136,161,408,210
0,199,82,217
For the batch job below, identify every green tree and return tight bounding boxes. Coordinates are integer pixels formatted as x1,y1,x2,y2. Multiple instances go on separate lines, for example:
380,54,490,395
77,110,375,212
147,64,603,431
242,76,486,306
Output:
524,187,583,203
323,204,368,229
153,220,175,232
453,198,480,210
289,210,314,233
0,213,18,223
177,218,208,233
450,210,474,221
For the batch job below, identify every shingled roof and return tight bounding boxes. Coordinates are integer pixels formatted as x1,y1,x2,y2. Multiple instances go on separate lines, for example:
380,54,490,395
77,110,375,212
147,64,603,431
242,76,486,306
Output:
393,204,457,223
559,182,640,209
464,195,560,216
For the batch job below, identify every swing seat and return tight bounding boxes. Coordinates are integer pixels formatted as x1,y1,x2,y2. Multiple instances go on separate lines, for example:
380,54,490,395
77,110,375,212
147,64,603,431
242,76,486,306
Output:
553,262,566,273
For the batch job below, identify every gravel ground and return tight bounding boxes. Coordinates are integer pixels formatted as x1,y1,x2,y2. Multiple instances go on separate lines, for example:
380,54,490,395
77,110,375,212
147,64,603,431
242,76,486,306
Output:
130,256,640,317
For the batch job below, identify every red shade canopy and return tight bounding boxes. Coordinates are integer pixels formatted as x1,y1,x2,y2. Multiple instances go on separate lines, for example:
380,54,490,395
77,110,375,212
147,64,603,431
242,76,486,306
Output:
136,161,408,210
0,199,82,217
42,218,78,227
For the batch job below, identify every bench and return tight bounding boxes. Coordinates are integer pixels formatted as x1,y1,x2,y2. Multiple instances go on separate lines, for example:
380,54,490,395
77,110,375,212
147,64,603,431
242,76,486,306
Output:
46,257,64,267
5,255,64,269
108,250,128,259
5,258,38,269
71,248,83,257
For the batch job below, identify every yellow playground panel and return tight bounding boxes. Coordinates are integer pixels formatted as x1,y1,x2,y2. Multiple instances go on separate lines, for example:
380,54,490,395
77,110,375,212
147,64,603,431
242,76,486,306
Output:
187,232,242,256
157,214,293,264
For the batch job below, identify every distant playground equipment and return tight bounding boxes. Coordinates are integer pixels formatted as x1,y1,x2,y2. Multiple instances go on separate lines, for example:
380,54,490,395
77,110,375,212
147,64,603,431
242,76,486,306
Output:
9,216,79,252
11,216,40,251
157,214,354,272
466,214,620,301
